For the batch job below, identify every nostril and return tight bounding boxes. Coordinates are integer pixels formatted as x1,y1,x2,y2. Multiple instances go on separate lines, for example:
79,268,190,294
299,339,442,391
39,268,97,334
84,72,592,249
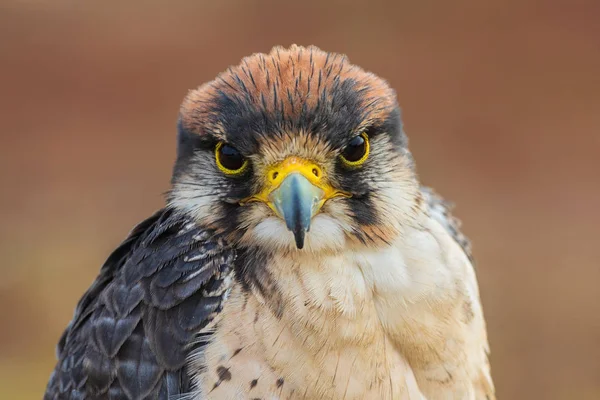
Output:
272,171,279,180
312,168,319,177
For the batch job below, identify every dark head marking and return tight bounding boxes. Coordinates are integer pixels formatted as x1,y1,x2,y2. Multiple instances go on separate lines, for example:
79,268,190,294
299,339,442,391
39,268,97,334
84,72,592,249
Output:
177,45,404,158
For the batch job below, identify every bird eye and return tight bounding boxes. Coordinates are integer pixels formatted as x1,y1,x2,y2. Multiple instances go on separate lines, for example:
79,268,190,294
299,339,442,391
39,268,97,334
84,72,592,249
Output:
339,132,370,167
215,142,248,174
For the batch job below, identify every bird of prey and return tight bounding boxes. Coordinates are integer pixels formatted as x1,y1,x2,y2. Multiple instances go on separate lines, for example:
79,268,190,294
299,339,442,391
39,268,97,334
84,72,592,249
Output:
45,45,495,400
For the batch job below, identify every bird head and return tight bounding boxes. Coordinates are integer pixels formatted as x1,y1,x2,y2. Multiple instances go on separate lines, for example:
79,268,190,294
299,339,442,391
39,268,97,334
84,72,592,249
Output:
169,45,420,252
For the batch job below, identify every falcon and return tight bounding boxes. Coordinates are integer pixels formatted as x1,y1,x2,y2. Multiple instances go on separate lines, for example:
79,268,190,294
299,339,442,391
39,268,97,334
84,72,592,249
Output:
45,45,495,400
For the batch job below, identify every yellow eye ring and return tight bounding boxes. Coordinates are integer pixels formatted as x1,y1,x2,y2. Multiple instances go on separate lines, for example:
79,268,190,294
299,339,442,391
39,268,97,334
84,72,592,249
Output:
339,132,370,168
215,142,249,175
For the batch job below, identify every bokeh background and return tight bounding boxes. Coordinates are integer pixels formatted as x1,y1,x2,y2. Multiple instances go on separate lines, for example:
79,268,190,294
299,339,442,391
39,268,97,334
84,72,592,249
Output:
1,1,599,399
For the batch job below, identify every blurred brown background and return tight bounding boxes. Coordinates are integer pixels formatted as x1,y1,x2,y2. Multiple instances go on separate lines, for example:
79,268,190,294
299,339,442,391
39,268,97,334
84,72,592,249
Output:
1,1,599,399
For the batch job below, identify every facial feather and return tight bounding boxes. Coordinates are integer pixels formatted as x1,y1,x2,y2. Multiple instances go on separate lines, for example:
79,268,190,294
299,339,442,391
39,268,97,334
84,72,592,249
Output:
170,45,417,250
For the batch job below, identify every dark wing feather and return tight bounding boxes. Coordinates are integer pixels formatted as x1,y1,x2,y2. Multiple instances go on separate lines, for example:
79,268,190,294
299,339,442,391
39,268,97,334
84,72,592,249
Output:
421,186,474,263
44,208,235,400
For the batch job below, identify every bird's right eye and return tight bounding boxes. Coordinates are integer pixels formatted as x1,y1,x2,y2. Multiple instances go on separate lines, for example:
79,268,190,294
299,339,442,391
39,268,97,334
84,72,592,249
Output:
215,142,248,175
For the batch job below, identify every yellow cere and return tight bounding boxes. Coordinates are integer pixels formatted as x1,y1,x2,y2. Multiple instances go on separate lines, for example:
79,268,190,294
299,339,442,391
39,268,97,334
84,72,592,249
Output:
241,156,350,208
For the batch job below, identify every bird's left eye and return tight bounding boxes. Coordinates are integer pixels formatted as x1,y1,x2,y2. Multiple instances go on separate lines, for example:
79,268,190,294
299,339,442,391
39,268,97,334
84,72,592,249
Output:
215,142,248,174
339,132,370,167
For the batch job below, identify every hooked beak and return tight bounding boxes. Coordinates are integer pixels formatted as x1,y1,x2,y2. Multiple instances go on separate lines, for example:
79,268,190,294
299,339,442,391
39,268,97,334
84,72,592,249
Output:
241,157,349,249
269,173,321,249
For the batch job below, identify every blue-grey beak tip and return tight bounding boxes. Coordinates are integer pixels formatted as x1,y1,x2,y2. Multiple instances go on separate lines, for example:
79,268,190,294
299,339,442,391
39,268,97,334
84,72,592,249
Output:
270,173,322,249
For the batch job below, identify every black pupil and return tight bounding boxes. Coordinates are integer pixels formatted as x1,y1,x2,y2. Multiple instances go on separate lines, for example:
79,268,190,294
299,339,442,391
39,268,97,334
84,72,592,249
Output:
219,145,245,170
342,135,366,162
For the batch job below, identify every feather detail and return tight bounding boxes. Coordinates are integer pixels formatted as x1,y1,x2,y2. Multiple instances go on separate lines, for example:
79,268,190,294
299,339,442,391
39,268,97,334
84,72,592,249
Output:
44,209,235,400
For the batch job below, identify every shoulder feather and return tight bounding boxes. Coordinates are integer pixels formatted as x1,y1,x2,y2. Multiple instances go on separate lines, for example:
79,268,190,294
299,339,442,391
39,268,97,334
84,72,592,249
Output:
44,209,235,400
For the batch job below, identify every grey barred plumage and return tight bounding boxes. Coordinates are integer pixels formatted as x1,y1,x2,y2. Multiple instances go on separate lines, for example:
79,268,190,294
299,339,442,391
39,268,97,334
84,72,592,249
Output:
45,209,235,399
